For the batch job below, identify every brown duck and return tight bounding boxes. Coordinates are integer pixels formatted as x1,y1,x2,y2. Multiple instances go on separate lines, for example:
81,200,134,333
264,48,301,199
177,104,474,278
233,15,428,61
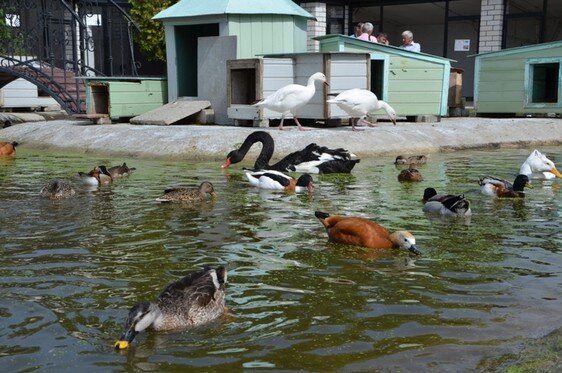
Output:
397,165,423,182
0,141,18,156
156,181,216,202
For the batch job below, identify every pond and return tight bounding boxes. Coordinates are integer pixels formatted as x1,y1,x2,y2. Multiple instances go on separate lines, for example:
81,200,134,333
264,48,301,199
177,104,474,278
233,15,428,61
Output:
0,146,561,371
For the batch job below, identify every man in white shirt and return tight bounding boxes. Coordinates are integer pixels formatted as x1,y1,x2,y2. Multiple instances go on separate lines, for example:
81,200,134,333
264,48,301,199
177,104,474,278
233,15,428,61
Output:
399,30,421,52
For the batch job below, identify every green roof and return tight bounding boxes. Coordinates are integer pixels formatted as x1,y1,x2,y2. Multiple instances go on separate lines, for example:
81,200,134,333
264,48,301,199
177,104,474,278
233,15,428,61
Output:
470,40,562,58
153,0,314,21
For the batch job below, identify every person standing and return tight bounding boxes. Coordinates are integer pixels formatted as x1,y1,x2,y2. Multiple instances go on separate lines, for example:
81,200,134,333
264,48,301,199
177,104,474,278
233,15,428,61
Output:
350,22,364,38
358,22,377,43
399,30,421,52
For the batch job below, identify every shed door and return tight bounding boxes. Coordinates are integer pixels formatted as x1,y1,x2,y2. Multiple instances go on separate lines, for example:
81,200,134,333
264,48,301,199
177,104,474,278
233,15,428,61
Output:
175,24,219,97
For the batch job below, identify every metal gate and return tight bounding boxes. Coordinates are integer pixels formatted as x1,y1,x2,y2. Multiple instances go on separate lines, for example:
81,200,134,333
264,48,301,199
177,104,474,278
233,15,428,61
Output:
0,0,139,113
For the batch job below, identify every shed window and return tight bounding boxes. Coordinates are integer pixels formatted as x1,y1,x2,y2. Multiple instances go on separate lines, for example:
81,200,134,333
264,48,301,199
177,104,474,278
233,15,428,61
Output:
531,63,559,103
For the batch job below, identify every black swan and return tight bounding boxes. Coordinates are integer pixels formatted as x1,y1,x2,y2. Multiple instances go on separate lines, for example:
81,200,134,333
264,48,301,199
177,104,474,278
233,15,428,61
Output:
221,131,359,174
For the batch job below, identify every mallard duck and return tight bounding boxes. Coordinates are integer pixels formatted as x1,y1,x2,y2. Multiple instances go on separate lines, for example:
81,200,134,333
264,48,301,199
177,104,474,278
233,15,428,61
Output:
221,131,359,174
244,170,314,193
40,180,76,199
326,88,397,130
519,149,562,179
253,72,328,131
114,266,227,350
315,211,420,254
394,155,428,165
479,174,531,198
422,188,472,217
0,141,18,156
107,162,136,178
78,165,113,186
398,165,423,182
156,181,216,203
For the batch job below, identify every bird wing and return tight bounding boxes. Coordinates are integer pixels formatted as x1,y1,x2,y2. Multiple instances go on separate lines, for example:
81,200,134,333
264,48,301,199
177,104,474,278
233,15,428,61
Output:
158,268,218,309
257,84,309,112
479,176,512,189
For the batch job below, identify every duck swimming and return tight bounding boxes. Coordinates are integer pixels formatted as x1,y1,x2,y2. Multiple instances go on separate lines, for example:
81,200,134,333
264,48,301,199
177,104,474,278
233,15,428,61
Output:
519,149,562,179
0,141,18,156
326,88,397,130
156,181,216,203
40,180,76,199
245,170,314,193
78,165,113,186
422,188,471,217
315,211,420,254
107,162,136,178
479,174,531,198
253,72,328,131
394,155,428,166
114,266,227,350
398,165,423,182
221,131,359,174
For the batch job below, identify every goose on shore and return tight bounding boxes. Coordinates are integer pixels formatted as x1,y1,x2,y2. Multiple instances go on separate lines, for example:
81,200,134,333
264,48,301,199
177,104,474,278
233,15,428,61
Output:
315,211,420,254
114,266,227,350
221,131,359,174
326,89,397,131
253,72,328,131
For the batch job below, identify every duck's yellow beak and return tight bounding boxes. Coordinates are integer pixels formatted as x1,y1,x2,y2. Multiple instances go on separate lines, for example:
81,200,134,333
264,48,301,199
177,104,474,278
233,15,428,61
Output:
114,340,129,350
550,167,562,178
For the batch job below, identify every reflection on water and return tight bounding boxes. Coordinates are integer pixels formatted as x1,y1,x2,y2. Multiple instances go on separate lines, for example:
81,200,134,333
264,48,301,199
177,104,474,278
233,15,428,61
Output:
0,147,560,371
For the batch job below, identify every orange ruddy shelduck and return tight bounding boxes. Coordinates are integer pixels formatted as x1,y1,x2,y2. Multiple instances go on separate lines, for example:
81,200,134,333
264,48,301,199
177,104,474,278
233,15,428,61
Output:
0,141,18,156
315,211,420,255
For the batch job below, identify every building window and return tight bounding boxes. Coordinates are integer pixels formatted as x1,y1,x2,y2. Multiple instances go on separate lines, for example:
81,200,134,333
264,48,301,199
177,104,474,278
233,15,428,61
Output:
504,0,562,48
326,5,344,35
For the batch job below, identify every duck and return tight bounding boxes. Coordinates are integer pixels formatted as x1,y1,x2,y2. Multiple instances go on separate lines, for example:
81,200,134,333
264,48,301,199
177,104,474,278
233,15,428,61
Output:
397,165,423,182
0,141,18,156
326,89,397,131
114,266,227,350
40,179,76,199
253,72,328,131
107,162,136,178
221,131,359,174
314,211,420,254
394,154,428,166
244,169,314,193
422,188,472,217
478,174,531,198
78,165,113,186
519,149,562,179
156,181,216,203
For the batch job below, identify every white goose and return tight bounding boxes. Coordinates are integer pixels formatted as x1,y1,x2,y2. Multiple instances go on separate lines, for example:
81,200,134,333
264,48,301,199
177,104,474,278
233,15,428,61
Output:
253,72,328,131
327,89,397,131
519,149,562,179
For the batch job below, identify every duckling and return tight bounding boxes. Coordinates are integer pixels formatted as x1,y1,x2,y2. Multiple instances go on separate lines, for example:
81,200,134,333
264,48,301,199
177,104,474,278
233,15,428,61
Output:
422,188,471,217
479,174,531,198
244,170,314,193
394,154,428,166
315,211,421,255
40,180,76,199
519,149,562,179
107,162,136,178
114,266,227,350
397,165,423,182
78,165,113,186
0,141,18,156
156,181,216,203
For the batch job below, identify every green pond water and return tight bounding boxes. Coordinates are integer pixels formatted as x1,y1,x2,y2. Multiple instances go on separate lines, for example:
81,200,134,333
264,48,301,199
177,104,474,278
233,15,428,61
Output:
0,146,561,372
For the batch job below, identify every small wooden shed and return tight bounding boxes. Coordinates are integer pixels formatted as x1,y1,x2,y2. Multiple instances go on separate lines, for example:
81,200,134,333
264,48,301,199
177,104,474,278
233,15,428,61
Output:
153,0,314,103
474,41,562,116
316,35,453,119
226,52,371,126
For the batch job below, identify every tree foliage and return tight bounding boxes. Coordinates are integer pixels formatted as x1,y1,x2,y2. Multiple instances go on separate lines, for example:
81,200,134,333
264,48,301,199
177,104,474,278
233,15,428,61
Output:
129,0,179,62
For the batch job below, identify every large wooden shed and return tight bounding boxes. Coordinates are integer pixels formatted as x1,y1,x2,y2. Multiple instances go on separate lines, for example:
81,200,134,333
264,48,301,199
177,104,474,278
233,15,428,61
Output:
316,35,453,119
474,41,562,116
153,0,313,104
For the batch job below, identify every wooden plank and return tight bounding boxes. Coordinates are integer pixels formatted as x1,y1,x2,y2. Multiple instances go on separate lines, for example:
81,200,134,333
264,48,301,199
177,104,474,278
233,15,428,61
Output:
478,81,524,92
388,69,444,81
388,80,443,92
388,92,441,103
130,100,211,125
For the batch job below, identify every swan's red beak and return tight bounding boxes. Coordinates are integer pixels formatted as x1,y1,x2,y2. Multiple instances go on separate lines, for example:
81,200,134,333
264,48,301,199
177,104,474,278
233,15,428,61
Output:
221,158,231,169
